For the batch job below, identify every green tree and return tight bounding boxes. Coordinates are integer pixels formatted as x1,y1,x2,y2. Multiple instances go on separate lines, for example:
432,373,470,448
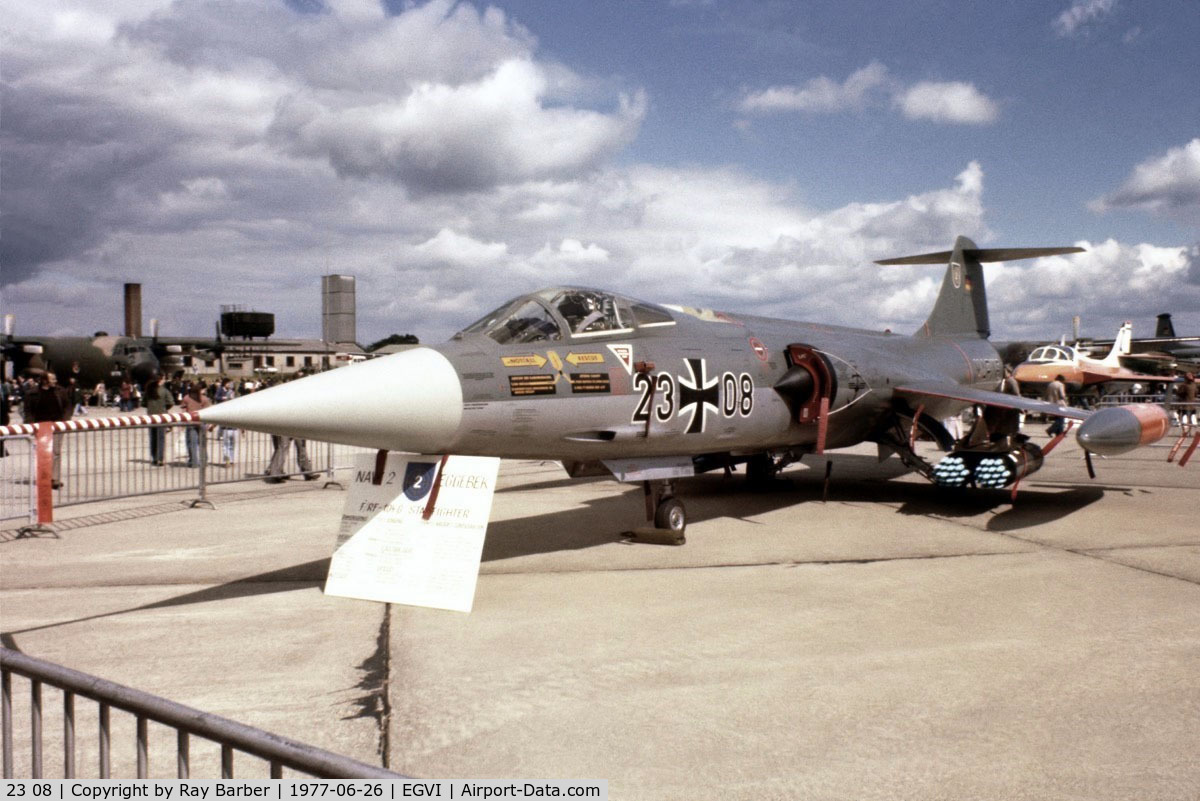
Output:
365,333,420,352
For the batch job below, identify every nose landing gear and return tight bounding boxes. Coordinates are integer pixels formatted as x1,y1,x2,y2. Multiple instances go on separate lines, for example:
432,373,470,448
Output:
654,496,686,533
629,478,687,545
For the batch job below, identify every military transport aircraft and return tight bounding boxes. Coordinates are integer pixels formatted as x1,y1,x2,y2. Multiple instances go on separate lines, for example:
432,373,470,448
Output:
200,236,1175,535
1,330,175,388
1,320,225,388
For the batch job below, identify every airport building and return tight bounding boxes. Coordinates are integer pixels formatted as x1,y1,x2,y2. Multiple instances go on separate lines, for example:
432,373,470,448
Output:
185,275,366,379
194,289,365,379
193,338,366,379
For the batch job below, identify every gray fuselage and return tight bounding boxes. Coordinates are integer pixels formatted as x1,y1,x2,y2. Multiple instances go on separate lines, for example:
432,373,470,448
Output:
436,305,1001,462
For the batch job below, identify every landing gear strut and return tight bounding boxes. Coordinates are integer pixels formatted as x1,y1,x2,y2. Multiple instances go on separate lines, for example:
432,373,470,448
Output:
631,478,686,544
745,453,781,488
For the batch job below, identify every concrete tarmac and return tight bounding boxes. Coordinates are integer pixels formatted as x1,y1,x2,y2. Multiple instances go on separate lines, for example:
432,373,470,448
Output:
1,433,1198,798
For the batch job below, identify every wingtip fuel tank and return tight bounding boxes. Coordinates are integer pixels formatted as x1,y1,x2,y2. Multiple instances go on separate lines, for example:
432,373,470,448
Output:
1075,404,1170,456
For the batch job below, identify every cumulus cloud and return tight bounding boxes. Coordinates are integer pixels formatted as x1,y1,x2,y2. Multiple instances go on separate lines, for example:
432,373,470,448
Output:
126,0,533,92
893,81,999,125
988,239,1199,338
568,161,990,329
1053,0,1118,37
740,63,998,125
414,228,509,268
0,0,644,289
739,62,888,113
529,239,610,267
1090,139,1200,218
272,59,646,192
2,0,1193,345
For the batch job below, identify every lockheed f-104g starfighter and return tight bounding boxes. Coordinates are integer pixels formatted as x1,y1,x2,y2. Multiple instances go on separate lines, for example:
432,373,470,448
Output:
201,237,1174,536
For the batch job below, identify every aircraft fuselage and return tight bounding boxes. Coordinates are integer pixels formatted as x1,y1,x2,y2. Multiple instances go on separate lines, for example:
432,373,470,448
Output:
433,310,1002,462
2,335,162,387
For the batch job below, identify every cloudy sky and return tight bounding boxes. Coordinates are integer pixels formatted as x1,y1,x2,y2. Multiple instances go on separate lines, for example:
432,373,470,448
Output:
3,0,1198,345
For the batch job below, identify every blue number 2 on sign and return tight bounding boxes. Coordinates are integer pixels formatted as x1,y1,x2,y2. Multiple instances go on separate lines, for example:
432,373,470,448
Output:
403,462,438,501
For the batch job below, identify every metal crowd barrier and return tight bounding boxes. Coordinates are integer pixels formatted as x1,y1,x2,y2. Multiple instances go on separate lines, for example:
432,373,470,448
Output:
0,436,35,527
1,648,405,779
0,414,373,530
199,427,371,493
1095,394,1165,406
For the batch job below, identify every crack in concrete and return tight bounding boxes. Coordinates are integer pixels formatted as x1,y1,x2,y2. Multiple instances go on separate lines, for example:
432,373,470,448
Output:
854,496,1200,589
1082,542,1200,552
344,603,393,769
975,524,1200,589
483,550,1031,576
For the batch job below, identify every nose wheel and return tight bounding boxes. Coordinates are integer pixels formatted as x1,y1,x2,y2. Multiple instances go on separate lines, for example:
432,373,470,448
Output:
654,496,686,533
631,479,686,544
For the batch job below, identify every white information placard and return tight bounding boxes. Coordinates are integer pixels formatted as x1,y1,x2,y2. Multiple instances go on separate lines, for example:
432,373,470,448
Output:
325,453,500,612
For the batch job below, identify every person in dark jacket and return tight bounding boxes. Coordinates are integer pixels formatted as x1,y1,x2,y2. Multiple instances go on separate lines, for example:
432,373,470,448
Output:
0,379,12,457
24,370,73,488
143,374,175,466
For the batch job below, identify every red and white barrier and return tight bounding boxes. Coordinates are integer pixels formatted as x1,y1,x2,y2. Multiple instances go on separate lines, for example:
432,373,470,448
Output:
1,413,199,527
0,411,198,438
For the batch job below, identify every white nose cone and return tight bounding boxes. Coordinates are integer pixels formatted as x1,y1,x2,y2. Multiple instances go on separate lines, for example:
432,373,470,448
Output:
200,347,463,453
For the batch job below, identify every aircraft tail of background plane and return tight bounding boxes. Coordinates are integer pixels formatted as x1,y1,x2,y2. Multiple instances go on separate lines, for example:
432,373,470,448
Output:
1100,322,1133,365
876,238,1085,340
1156,313,1176,338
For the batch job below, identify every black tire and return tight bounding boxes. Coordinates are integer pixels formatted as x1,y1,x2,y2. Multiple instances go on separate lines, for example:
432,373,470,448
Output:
654,497,686,533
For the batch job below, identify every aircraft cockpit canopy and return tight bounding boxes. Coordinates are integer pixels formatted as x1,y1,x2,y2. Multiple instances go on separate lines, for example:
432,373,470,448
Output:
1027,345,1077,363
455,288,676,344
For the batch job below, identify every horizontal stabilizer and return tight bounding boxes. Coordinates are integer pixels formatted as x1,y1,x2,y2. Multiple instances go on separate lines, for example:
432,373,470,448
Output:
876,247,1083,266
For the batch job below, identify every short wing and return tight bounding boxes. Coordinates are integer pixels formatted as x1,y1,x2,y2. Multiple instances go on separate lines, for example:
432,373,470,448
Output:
894,381,1090,420
1119,352,1178,369
1079,370,1169,385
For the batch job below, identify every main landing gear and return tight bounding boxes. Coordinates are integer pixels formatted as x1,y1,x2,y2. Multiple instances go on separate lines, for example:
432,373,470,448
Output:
630,478,686,545
745,452,798,489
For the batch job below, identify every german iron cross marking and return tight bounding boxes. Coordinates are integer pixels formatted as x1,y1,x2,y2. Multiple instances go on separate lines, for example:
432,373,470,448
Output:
678,358,720,434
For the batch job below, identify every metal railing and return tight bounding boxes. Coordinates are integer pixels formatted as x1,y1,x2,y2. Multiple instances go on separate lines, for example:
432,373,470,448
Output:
0,436,35,526
1094,393,1165,406
0,414,373,528
1,649,406,779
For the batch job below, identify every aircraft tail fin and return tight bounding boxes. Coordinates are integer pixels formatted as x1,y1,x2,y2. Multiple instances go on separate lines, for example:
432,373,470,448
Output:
877,237,1084,340
1156,313,1176,338
1101,322,1133,365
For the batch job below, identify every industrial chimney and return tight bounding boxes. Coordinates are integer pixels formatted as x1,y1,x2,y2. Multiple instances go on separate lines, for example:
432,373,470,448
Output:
321,275,356,344
124,283,143,338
